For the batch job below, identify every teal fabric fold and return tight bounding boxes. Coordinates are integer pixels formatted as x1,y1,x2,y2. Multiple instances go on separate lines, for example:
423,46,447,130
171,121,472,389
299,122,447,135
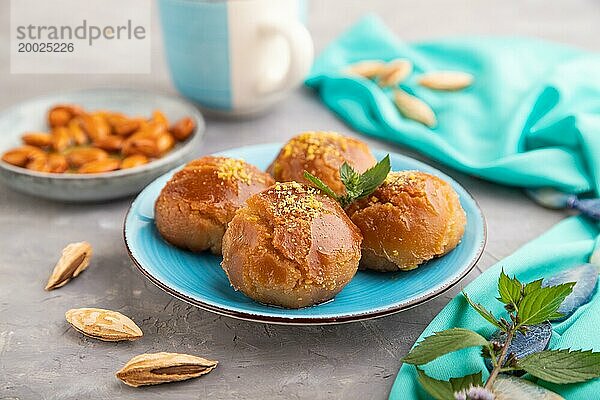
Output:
305,15,600,399
389,216,600,399
305,15,600,196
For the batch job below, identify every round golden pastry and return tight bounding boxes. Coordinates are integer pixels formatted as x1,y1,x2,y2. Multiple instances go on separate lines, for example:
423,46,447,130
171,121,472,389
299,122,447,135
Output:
154,156,274,254
346,171,466,272
267,131,376,195
221,181,362,308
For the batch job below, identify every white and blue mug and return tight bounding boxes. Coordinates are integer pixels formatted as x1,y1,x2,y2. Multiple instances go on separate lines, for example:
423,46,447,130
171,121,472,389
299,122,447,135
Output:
159,0,313,116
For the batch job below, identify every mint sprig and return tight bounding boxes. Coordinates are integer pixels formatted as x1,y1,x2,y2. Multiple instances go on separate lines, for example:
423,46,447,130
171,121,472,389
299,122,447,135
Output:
402,269,600,399
403,328,488,365
497,270,522,311
416,368,483,400
517,282,574,325
517,349,600,384
304,155,391,208
415,368,456,400
462,292,504,330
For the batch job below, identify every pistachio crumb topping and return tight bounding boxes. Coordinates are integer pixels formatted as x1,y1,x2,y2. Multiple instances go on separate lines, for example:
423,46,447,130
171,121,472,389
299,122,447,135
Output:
216,158,254,185
281,131,345,162
269,181,323,218
384,170,420,186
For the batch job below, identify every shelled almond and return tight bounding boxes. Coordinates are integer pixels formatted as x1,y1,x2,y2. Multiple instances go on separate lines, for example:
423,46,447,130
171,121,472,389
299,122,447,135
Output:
343,59,474,128
94,136,125,152
393,89,437,128
418,71,474,91
378,59,412,87
121,154,149,169
344,60,387,78
48,104,83,127
1,104,197,174
22,132,53,147
1,146,44,167
78,158,121,174
169,117,196,141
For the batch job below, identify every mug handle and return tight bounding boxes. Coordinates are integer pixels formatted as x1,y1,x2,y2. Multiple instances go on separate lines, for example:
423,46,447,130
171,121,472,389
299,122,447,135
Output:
256,19,314,95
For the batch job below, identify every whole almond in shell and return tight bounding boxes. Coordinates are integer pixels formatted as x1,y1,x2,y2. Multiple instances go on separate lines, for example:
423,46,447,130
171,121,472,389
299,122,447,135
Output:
46,241,92,290
65,308,143,341
116,352,217,387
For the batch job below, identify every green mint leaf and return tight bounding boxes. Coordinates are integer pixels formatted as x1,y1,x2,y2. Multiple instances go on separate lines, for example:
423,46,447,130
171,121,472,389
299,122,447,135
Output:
303,171,339,200
517,349,600,384
523,278,543,295
517,282,574,326
337,156,391,207
415,368,455,400
462,291,503,330
449,371,483,393
355,155,391,200
402,328,488,365
497,269,523,308
339,162,360,191
337,195,354,209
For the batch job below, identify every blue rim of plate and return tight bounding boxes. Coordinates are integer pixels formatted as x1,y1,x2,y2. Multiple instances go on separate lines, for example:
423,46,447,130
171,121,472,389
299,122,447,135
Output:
124,143,486,325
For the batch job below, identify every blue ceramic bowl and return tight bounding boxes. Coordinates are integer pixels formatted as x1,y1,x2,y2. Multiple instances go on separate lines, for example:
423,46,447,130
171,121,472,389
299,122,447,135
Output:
124,144,486,324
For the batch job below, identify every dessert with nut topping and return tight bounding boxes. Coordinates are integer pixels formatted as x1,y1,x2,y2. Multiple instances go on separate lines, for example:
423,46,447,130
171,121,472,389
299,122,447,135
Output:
346,170,466,271
267,131,376,196
221,181,362,308
154,156,274,254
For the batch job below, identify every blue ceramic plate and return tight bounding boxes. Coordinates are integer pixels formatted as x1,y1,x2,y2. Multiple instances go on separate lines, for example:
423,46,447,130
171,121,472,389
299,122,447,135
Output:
124,143,486,325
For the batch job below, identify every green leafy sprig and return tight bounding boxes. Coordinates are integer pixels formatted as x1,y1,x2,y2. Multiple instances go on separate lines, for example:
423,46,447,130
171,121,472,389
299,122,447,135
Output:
402,269,600,399
303,155,391,208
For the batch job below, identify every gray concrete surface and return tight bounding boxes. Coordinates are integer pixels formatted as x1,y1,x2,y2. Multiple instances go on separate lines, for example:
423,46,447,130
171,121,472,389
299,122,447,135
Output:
1,1,598,399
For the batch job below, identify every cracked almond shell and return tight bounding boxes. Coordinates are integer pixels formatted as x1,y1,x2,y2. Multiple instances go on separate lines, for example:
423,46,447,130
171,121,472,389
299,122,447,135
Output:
45,241,92,290
116,352,218,387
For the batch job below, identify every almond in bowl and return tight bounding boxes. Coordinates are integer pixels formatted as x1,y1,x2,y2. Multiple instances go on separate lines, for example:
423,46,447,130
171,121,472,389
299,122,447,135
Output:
1,104,197,175
0,89,204,201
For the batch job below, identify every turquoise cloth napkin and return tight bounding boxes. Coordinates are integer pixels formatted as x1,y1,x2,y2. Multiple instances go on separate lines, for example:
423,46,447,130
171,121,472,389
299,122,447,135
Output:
390,217,600,400
305,15,600,399
390,216,600,399
305,15,600,196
